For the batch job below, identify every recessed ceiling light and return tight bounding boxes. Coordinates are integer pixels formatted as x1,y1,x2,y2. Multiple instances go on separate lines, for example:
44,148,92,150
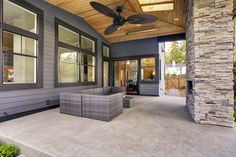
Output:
141,3,174,12
138,0,174,5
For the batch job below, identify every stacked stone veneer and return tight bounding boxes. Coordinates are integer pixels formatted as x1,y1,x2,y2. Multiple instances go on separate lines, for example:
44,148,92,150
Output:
186,0,235,127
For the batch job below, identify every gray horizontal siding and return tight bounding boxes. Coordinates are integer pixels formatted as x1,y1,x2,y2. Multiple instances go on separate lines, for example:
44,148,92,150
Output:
139,84,159,96
0,0,109,118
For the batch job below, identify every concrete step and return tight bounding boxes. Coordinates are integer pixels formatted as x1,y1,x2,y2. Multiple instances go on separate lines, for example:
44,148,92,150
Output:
0,134,53,157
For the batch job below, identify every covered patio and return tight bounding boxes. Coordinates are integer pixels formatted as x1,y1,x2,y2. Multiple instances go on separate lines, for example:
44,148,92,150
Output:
0,96,235,157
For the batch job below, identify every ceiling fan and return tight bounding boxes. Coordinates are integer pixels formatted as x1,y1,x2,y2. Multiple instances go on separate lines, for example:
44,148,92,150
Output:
90,1,157,35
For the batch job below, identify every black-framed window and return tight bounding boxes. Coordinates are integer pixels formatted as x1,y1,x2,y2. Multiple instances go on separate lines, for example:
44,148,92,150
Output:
103,44,110,58
102,43,110,87
141,57,156,81
55,19,97,87
0,0,43,90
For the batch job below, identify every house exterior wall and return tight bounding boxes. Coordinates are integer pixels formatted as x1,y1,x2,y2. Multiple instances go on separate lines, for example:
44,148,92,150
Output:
186,0,235,127
0,0,109,119
111,38,159,95
111,34,185,96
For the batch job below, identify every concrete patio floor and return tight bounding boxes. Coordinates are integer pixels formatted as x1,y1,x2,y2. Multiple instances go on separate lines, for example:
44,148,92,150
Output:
0,96,235,157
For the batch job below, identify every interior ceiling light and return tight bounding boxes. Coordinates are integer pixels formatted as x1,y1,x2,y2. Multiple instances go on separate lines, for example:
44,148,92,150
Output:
126,28,157,35
138,0,174,5
141,3,174,12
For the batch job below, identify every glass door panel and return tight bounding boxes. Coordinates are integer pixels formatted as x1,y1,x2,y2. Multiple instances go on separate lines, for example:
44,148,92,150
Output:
103,61,109,87
126,60,138,94
114,61,125,87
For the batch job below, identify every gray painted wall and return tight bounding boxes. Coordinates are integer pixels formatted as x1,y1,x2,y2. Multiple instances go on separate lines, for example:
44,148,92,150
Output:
111,37,158,58
111,34,185,58
0,0,110,118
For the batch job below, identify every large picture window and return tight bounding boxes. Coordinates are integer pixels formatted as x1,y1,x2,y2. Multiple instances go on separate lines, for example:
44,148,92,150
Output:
56,20,96,86
0,0,43,90
141,57,156,81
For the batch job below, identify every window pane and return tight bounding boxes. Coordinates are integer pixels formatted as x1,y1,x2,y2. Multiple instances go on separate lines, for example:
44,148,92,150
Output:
3,32,21,53
58,47,77,83
58,26,79,47
141,67,156,81
103,45,110,57
3,0,37,33
3,54,36,84
81,65,95,82
81,36,95,52
81,54,95,66
103,61,109,87
141,57,155,67
3,31,37,56
58,47,77,63
114,61,125,87
58,62,77,83
22,36,37,56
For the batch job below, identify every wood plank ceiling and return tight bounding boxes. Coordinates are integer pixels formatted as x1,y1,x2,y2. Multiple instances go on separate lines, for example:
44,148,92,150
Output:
46,0,186,43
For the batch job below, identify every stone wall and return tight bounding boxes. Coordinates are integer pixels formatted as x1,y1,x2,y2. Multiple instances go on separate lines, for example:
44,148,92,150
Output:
186,0,235,127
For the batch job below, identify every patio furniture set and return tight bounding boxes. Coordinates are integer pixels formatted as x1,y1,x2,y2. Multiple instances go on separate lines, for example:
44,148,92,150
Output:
60,87,134,121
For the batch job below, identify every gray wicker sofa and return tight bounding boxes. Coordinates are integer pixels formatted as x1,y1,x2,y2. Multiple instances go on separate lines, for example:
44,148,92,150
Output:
60,87,125,121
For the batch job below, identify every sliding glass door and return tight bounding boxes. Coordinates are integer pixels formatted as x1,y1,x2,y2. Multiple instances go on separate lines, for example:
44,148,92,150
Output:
114,60,138,94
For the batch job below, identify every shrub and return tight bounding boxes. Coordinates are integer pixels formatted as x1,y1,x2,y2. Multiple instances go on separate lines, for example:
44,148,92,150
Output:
0,144,20,157
234,112,236,123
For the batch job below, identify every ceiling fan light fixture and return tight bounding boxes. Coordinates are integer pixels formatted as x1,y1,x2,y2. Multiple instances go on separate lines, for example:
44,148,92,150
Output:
126,28,157,35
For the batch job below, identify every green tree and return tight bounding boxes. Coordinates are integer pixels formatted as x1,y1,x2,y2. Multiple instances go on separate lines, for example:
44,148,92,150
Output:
165,41,186,64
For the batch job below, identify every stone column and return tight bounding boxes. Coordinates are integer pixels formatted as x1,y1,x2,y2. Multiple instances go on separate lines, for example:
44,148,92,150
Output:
186,0,235,127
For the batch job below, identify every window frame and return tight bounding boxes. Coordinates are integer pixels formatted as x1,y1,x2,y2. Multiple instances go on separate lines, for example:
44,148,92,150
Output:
140,55,159,84
102,42,110,87
0,0,43,91
55,19,97,87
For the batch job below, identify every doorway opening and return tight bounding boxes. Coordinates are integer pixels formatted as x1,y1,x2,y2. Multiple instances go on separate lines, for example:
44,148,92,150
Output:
163,40,186,97
114,60,138,95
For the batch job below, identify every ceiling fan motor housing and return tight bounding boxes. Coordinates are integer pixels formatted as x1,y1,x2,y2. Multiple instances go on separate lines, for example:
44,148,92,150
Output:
113,15,126,26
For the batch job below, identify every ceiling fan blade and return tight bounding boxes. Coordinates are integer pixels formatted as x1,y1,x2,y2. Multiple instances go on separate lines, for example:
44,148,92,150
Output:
127,14,157,24
104,24,119,35
90,1,117,18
